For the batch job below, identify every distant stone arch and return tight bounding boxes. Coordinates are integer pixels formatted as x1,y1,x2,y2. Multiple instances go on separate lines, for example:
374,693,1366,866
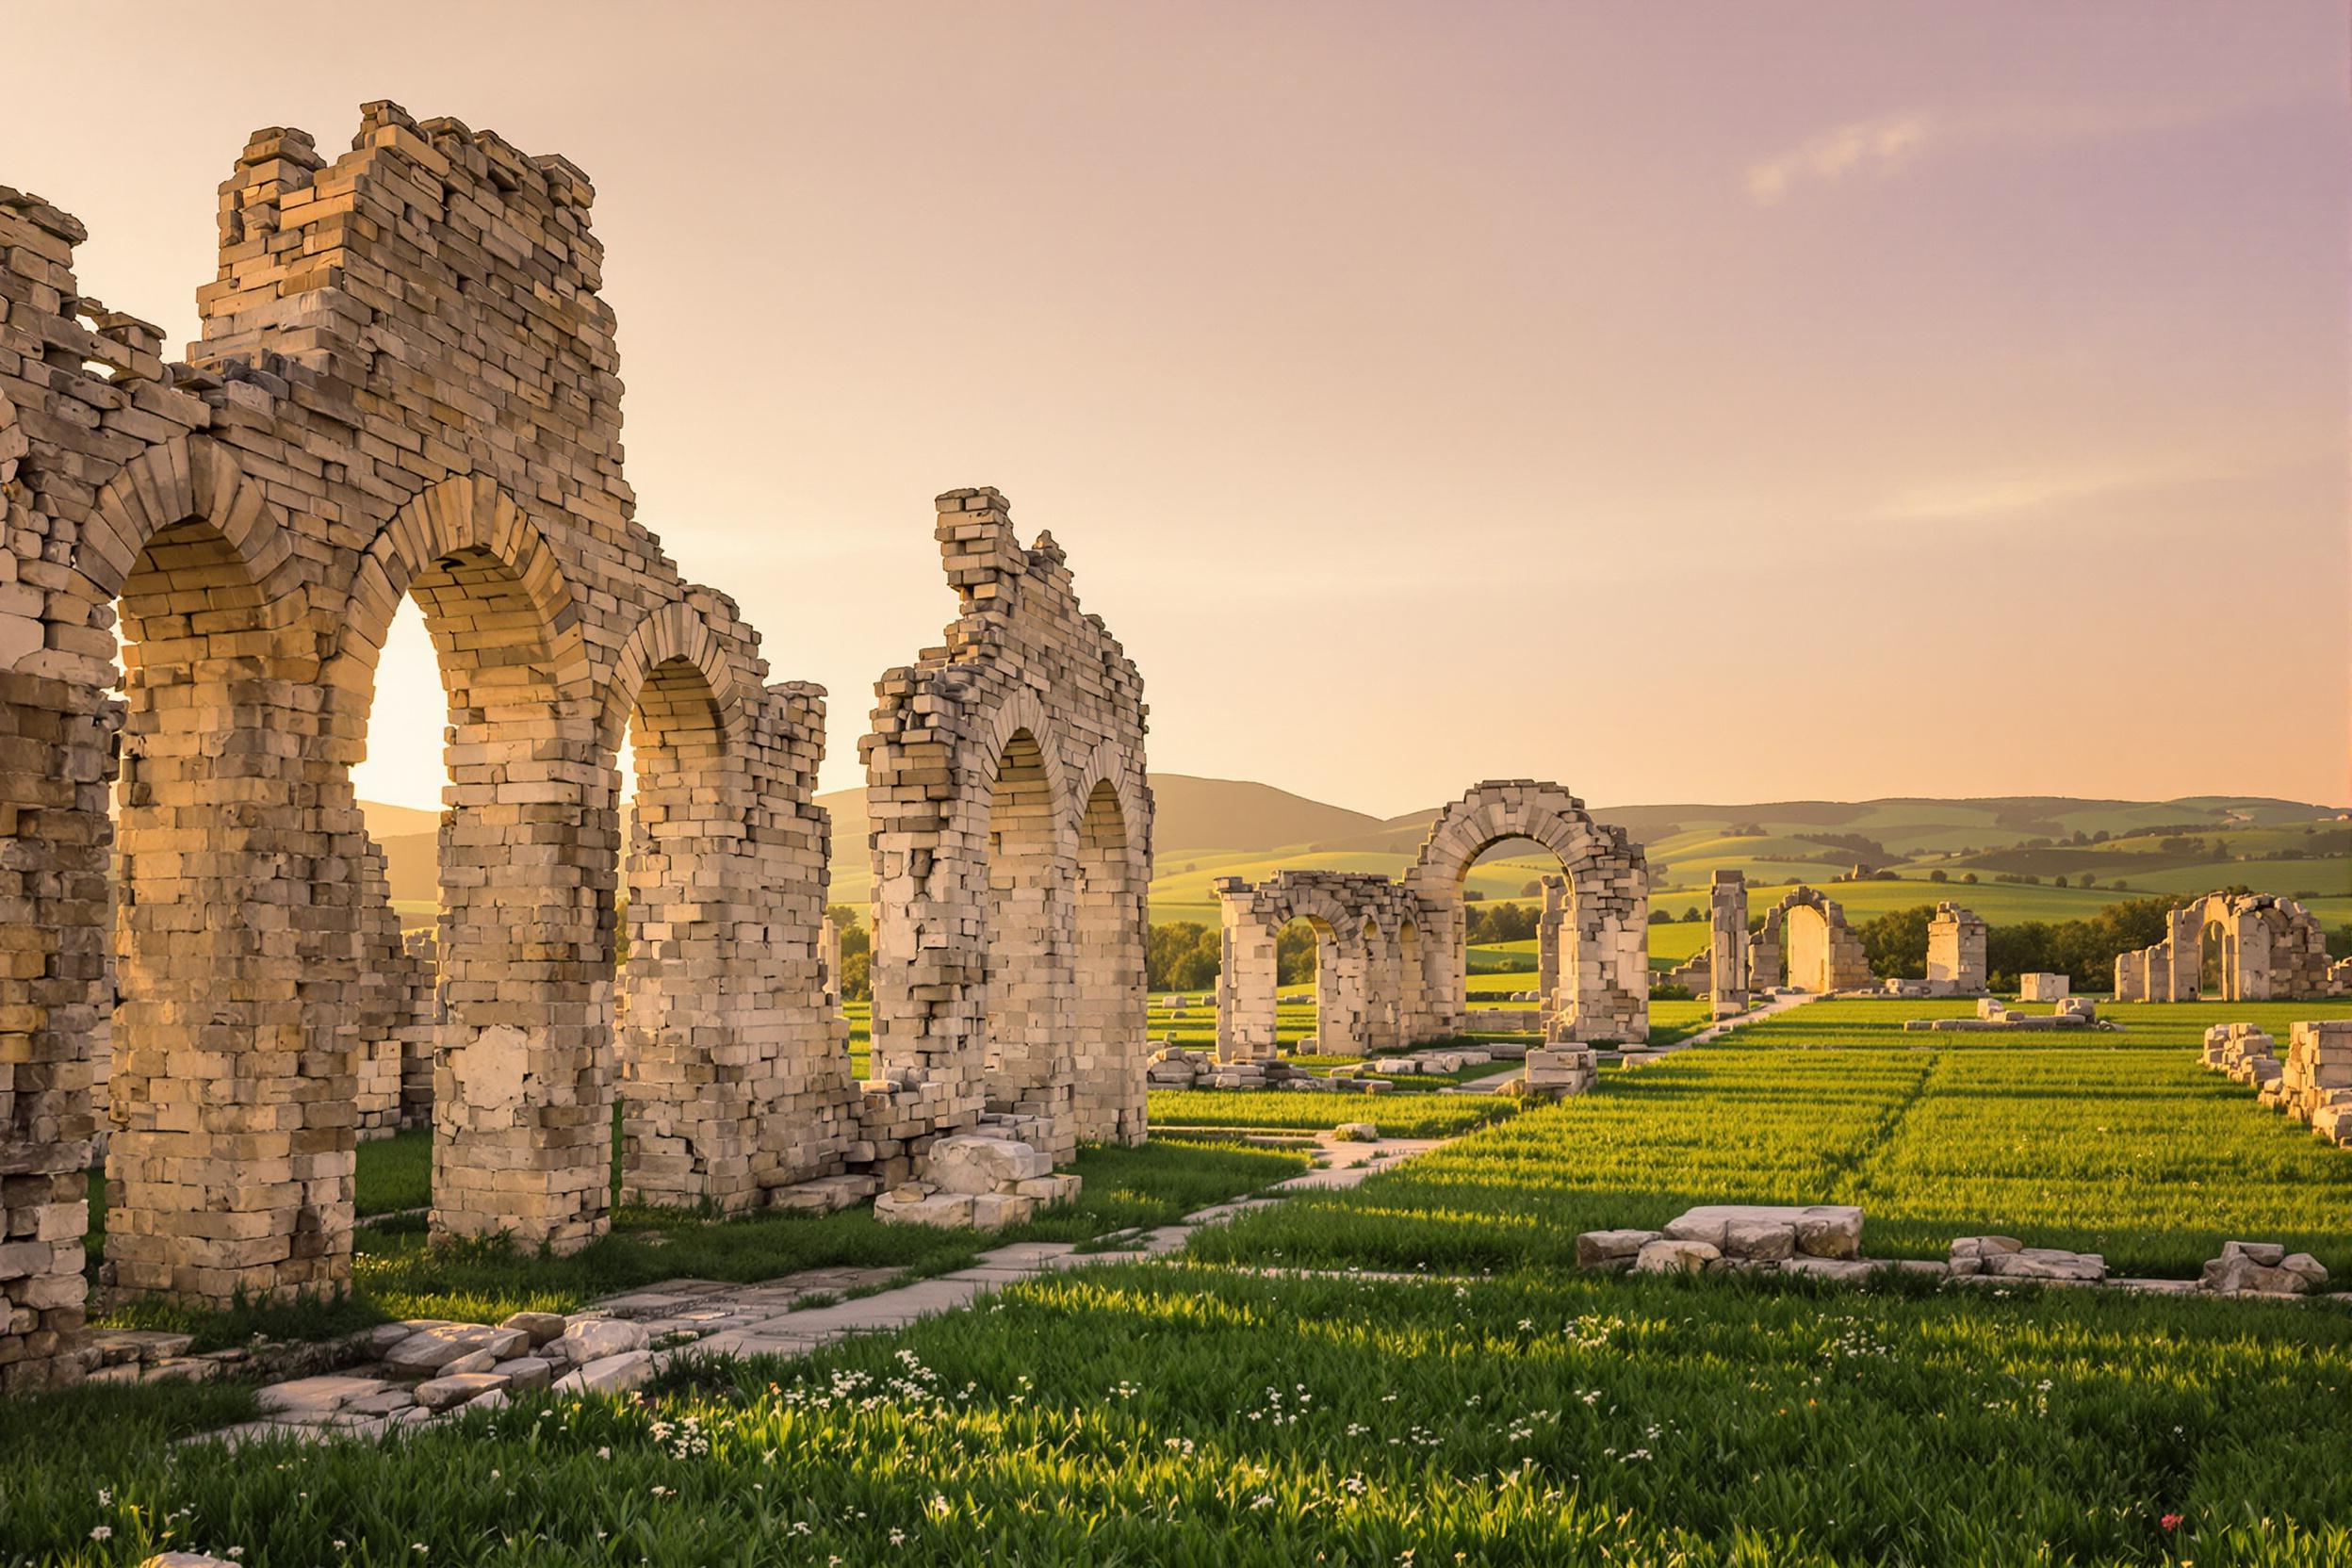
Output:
1404,780,1648,1043
2115,891,2344,1002
1748,887,1872,994
1215,872,1381,1060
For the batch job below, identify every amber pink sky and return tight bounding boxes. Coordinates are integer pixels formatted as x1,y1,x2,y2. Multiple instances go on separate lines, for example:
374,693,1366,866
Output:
9,2,2346,816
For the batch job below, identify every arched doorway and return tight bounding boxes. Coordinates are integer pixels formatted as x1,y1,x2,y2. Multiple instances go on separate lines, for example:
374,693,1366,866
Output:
1785,904,1833,992
981,728,1074,1148
1071,777,1146,1144
105,466,334,1304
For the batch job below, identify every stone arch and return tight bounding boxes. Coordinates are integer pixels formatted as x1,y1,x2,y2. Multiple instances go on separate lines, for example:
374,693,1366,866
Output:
596,597,749,758
979,724,1078,1144
2115,891,2340,1002
95,441,349,1308
1215,873,1380,1060
1748,886,1872,994
604,600,787,1210
1070,774,1148,1143
1404,780,1649,1044
331,476,615,1251
0,132,855,1380
864,488,1152,1164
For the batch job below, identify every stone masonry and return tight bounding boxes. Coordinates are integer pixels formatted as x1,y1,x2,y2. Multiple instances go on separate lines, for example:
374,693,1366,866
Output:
1924,902,1987,996
1707,869,1749,1018
1405,782,1649,1044
861,489,1152,1165
2115,892,2344,1003
1748,887,1872,994
1214,781,1650,1056
0,106,884,1384
1215,872,1425,1060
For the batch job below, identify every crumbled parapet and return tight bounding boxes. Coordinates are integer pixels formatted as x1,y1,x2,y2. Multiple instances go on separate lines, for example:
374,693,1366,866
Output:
2018,972,2070,1002
2200,1240,2328,1296
1665,1203,1863,1262
1947,1236,2104,1282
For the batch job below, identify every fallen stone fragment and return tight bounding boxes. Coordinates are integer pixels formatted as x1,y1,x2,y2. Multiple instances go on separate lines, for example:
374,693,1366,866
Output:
255,1375,386,1416
414,1371,509,1412
1576,1229,1661,1270
1633,1238,1721,1274
557,1318,650,1364
499,1311,567,1347
554,1349,654,1395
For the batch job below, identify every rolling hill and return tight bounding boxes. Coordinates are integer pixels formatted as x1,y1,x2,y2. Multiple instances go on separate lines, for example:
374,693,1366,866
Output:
362,781,2351,934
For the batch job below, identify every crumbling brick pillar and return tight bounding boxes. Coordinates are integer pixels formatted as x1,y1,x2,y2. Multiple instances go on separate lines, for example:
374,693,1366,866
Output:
1925,902,1987,995
1070,778,1147,1144
614,647,767,1210
1537,875,1568,1039
979,728,1078,1156
101,447,360,1309
1216,880,1280,1062
0,669,115,1389
1708,870,1749,1019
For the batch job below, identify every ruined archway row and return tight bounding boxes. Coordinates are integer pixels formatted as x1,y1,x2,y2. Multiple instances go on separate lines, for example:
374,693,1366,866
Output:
1213,871,1433,1060
2116,891,2349,1003
0,108,865,1388
1212,781,1650,1060
861,488,1153,1166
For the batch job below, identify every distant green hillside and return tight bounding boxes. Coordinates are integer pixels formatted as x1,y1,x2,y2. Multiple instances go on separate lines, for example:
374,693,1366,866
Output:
362,783,2349,934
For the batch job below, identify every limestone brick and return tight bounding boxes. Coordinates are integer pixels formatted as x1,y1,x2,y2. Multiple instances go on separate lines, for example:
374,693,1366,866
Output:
860,490,1152,1162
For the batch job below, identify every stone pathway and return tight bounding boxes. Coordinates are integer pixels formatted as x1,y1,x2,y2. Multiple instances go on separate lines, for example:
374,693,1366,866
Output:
1449,990,1819,1094
169,1130,1449,1446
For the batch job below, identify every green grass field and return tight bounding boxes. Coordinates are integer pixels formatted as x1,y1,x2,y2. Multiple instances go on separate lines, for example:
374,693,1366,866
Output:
24,1233,2352,1563
96,1137,1313,1353
1190,1000,2352,1281
37,990,2352,1564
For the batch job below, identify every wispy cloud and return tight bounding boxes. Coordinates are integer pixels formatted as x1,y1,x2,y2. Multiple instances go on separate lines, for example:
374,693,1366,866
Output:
1744,85,2318,207
1744,114,1933,205
1871,448,2304,527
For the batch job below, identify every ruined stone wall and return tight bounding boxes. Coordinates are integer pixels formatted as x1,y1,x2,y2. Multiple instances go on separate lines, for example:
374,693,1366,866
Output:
862,489,1152,1161
1213,783,1650,1055
2115,892,2343,1003
1925,902,1987,996
0,104,847,1380
1215,872,1418,1060
1404,781,1648,1043
1748,887,1871,994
